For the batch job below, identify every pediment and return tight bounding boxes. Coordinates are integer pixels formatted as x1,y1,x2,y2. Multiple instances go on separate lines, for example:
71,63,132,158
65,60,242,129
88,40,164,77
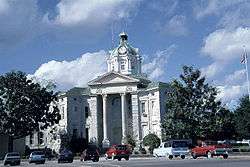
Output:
88,72,139,86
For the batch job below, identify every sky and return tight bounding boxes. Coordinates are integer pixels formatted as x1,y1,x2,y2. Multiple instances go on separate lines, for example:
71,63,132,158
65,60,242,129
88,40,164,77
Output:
0,0,250,109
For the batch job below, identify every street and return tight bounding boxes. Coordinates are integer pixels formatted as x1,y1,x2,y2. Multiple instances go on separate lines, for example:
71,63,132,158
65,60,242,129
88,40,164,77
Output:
1,157,250,167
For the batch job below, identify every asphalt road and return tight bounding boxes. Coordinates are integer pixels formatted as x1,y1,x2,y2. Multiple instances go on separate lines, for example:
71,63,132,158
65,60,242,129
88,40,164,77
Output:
1,157,250,167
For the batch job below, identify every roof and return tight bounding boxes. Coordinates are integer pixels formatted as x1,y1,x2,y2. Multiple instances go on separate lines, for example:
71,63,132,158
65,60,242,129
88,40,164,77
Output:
146,81,169,90
88,71,140,86
58,87,90,97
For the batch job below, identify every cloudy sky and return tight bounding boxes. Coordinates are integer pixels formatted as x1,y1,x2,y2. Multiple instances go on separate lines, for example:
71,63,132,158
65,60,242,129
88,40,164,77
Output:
0,0,250,108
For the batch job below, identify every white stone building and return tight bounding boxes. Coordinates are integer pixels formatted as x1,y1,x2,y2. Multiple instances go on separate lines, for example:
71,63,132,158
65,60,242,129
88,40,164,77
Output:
26,33,168,151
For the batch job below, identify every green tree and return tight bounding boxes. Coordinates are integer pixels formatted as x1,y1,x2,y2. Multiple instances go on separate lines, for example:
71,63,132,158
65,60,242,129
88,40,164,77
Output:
234,95,250,139
0,71,61,151
213,107,236,140
162,66,222,142
143,133,160,154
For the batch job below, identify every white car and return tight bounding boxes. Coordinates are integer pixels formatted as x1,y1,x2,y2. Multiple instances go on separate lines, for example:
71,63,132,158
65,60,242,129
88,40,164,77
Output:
153,140,190,159
29,151,46,164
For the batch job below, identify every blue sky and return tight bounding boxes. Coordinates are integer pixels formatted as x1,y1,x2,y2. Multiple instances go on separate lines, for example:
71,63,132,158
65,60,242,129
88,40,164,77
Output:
1,0,250,108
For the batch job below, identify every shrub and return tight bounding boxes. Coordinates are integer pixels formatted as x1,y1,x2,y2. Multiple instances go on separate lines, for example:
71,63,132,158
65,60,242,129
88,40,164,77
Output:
143,133,161,154
125,135,136,149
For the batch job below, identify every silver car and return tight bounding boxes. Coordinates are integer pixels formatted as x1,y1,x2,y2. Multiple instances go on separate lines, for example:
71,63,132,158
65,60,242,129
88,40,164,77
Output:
3,152,21,166
29,151,46,164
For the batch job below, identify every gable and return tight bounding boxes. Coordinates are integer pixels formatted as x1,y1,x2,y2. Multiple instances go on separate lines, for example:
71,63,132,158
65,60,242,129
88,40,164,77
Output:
88,72,139,86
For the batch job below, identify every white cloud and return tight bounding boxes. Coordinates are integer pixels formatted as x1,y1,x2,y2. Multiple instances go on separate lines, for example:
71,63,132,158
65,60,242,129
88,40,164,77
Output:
0,0,40,48
0,0,9,14
202,27,250,61
47,0,140,26
217,82,247,106
31,50,107,90
201,27,250,78
142,44,176,80
225,69,246,83
193,0,246,19
201,62,226,78
194,0,250,29
163,15,188,36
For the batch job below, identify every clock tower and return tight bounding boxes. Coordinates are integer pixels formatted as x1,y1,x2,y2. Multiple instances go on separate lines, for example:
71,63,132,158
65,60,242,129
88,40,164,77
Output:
107,32,142,75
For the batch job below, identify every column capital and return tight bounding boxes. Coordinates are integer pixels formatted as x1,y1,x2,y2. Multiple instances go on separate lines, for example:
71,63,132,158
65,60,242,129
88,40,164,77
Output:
102,94,107,99
120,92,126,96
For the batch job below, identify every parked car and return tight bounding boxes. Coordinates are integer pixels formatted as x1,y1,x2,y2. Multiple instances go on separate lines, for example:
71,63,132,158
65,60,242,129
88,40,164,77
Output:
3,152,21,166
191,141,228,159
153,140,190,159
58,149,74,163
80,146,100,162
105,144,130,161
29,151,46,164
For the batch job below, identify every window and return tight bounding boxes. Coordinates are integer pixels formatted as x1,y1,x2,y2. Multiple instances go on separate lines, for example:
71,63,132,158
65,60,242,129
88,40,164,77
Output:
38,132,44,145
121,61,125,70
74,106,78,112
152,101,155,109
164,142,170,148
141,102,145,113
73,129,77,137
85,106,89,117
30,134,33,145
73,97,77,101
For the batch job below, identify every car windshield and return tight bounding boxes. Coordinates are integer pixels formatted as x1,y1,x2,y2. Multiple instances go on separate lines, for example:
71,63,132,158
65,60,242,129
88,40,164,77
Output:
7,153,19,157
32,151,44,155
172,141,188,148
61,149,72,154
86,148,97,153
116,145,127,150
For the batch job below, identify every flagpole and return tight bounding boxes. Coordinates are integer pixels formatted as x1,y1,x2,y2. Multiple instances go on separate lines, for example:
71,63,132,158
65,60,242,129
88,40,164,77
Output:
243,46,250,102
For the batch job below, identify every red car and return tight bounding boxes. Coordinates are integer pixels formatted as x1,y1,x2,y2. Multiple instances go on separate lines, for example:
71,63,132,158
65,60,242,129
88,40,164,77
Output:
191,142,228,159
105,144,130,161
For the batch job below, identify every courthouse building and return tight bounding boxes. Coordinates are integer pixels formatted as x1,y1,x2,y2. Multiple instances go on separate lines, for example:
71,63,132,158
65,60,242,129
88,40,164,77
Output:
26,33,168,151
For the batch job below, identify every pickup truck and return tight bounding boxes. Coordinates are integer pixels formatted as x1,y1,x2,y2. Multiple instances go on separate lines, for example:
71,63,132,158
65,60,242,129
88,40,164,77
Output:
153,140,190,159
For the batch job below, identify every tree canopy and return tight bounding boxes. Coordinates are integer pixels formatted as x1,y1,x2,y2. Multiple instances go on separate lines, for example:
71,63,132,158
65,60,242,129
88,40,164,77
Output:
162,66,234,142
234,95,250,139
0,71,60,140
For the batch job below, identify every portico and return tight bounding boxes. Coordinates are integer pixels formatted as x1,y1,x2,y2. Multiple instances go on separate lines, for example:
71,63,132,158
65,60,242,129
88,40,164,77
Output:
101,92,130,147
88,72,140,147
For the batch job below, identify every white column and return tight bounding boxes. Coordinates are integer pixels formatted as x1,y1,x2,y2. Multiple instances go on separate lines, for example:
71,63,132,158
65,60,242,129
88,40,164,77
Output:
102,94,108,140
102,94,109,147
121,93,127,142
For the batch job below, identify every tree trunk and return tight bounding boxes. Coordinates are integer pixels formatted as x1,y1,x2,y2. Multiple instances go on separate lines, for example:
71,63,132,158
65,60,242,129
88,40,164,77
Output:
8,136,13,152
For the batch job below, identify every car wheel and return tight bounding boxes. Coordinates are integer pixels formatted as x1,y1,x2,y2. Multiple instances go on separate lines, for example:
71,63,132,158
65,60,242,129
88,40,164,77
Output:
192,153,197,159
118,158,121,161
168,155,173,160
181,155,185,159
125,156,129,161
207,151,212,159
223,154,228,159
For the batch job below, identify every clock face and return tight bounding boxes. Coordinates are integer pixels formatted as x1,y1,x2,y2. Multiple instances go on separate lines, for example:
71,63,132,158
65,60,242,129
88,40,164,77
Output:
118,46,127,54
